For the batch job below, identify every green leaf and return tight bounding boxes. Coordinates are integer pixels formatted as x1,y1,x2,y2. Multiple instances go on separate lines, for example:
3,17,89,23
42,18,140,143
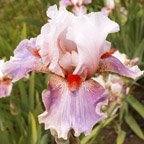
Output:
29,113,37,144
116,130,126,144
126,95,144,118
103,114,118,127
81,114,117,144
40,134,49,144
18,136,24,144
29,72,35,110
134,39,144,62
21,23,27,39
124,111,144,140
81,123,103,144
18,80,28,105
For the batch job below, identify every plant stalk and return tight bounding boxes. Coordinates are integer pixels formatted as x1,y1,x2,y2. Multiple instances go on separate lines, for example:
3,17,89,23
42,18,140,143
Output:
51,129,80,144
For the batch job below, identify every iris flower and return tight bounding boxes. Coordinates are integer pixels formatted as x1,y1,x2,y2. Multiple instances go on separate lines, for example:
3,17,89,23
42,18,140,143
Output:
60,0,92,6
0,5,143,139
101,0,115,15
60,0,92,15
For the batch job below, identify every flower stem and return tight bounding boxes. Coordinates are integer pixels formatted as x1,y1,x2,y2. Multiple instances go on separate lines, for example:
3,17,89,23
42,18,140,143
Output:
51,129,80,144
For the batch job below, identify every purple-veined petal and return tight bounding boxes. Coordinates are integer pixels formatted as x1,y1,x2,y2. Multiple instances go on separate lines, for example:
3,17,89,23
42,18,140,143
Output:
0,77,12,98
3,38,49,82
59,51,79,74
38,74,108,139
67,12,119,78
0,60,12,97
98,56,143,79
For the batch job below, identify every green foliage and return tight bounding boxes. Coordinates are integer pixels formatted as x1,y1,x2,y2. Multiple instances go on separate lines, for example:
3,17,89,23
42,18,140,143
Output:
124,102,144,140
108,0,144,64
81,114,117,144
0,74,50,144
0,0,144,144
116,129,126,144
126,95,144,118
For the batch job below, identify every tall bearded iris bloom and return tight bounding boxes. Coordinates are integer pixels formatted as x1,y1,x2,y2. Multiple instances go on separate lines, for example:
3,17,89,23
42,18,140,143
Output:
0,5,143,140
60,0,92,15
101,0,115,15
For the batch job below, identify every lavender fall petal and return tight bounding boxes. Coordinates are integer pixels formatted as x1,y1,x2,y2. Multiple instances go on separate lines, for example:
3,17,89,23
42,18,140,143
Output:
38,74,108,139
98,56,143,79
0,60,12,97
0,78,12,98
3,38,49,82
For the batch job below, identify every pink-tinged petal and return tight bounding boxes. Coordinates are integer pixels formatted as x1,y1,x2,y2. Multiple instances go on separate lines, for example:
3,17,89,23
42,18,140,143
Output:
98,56,143,79
3,38,49,82
72,6,87,15
37,23,64,77
59,52,73,73
37,24,64,77
58,29,77,53
59,51,79,74
67,12,119,78
37,6,74,77
38,74,108,139
71,51,79,67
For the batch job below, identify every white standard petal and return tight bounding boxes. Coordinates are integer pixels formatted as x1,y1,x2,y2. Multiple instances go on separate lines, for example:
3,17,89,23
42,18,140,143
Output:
37,5,75,77
67,12,119,78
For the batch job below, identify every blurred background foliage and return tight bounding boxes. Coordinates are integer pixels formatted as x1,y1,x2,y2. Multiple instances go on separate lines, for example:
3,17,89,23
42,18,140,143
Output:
0,0,144,144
